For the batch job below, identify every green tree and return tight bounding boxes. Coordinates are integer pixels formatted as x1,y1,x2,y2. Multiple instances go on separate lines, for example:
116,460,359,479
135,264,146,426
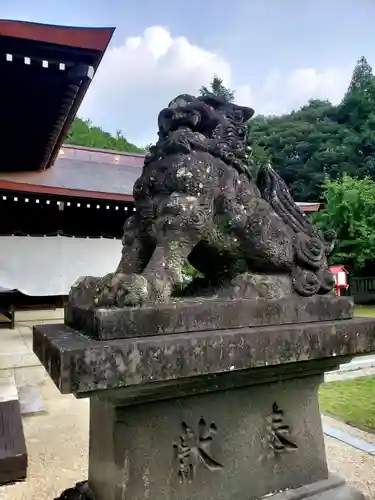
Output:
345,56,374,95
199,75,235,103
66,117,143,153
247,59,375,202
248,99,351,200
314,174,375,271
337,56,375,130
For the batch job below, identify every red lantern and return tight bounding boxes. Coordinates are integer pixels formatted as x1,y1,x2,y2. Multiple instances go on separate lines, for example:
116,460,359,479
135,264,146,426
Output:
329,265,349,297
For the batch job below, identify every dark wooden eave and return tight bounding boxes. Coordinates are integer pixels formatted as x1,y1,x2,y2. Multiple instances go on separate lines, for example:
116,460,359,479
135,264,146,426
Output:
0,20,114,173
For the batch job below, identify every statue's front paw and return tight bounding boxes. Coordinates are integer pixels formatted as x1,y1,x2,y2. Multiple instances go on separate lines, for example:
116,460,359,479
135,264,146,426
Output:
69,276,102,307
94,273,149,307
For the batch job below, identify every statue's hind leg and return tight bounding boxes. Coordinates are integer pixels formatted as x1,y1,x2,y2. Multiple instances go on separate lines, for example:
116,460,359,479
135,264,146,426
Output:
218,189,326,298
231,194,333,297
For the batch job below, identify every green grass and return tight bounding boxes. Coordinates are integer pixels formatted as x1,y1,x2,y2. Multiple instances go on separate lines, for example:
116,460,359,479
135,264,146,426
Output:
354,305,375,317
319,377,375,430
317,304,375,429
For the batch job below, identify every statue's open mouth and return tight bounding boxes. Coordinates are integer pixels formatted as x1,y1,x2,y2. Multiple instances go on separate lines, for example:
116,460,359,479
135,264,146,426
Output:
159,128,195,155
151,111,207,158
145,94,252,168
158,99,222,137
167,110,201,132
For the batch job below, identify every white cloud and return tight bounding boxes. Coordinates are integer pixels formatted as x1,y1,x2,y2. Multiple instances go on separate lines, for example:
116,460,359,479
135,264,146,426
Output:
80,26,234,146
255,67,350,116
80,26,352,145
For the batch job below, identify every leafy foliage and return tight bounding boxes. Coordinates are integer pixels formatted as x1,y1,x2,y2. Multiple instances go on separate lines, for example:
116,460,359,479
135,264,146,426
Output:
200,75,235,103
66,117,144,153
338,56,375,130
248,57,375,202
314,175,375,271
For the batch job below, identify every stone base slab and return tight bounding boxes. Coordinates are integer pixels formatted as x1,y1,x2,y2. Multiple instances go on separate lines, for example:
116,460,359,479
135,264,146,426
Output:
65,295,353,340
34,317,375,397
53,475,366,500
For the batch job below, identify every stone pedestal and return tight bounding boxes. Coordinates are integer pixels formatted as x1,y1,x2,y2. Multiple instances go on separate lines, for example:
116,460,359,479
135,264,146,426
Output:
33,296,373,499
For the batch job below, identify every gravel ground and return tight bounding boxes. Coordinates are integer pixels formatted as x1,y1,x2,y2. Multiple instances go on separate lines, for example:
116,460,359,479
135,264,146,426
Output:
1,378,374,500
326,435,375,498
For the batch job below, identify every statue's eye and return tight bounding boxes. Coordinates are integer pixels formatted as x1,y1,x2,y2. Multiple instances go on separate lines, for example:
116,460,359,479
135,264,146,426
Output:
232,111,243,122
164,109,174,120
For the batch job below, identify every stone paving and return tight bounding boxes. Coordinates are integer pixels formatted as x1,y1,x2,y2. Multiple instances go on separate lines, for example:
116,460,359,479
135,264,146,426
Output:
0,378,88,500
0,376,374,500
325,365,375,383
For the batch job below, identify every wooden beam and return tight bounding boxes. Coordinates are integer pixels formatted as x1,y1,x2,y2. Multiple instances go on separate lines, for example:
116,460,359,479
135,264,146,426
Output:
0,373,27,485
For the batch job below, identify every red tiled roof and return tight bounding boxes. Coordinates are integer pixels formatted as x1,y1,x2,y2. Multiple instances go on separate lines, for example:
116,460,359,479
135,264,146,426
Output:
329,265,348,274
0,146,324,210
0,19,114,52
0,146,143,201
296,202,321,213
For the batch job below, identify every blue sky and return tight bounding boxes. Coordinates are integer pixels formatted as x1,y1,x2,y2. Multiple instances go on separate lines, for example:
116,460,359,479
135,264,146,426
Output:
3,0,375,145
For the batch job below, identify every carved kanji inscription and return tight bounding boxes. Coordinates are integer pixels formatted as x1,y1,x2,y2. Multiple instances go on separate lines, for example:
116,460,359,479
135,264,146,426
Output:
173,418,223,481
266,402,298,454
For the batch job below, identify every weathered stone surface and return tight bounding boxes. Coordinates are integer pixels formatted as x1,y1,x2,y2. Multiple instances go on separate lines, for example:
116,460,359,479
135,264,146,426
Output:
33,317,375,396
69,93,336,310
65,295,353,340
88,376,327,500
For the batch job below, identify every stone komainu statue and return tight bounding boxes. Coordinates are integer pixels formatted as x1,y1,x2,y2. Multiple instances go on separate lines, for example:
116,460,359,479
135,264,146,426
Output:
70,94,336,308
